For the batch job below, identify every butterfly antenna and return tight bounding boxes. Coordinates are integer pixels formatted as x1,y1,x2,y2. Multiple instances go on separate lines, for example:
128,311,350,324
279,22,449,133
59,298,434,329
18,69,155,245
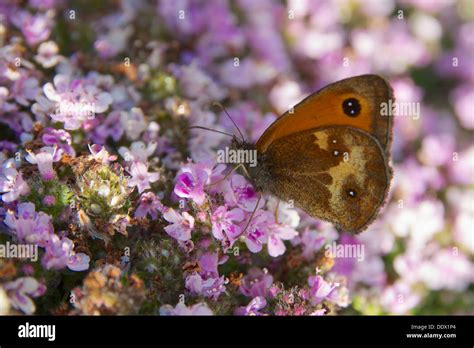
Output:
188,125,234,138
212,101,245,142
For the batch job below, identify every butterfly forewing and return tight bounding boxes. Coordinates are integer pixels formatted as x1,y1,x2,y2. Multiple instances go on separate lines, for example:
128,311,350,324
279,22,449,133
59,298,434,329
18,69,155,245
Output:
256,75,393,155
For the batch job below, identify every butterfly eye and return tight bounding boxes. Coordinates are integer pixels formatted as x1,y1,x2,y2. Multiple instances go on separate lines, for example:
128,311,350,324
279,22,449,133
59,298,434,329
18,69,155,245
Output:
342,98,361,117
346,189,357,198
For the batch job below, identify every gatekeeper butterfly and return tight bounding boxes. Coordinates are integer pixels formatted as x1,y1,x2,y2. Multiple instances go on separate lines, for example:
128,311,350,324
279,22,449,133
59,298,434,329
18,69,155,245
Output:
199,75,393,234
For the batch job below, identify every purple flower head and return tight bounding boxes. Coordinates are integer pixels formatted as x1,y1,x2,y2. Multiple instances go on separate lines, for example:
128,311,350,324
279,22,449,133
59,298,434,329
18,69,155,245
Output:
211,205,245,247
308,275,339,305
11,10,52,46
25,146,61,181
42,195,55,206
127,161,160,193
241,208,296,257
162,208,194,242
240,268,273,298
42,235,90,271
42,128,76,157
0,165,30,202
134,192,164,220
91,111,124,144
185,252,226,299
267,223,298,258
10,75,40,106
4,202,53,247
244,210,272,253
185,273,226,300
224,174,260,212
44,74,113,130
198,252,220,278
159,302,213,316
4,277,46,314
174,161,213,206
235,296,267,316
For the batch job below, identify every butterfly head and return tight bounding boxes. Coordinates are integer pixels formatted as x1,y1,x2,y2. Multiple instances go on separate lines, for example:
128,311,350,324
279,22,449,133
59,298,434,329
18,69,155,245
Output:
229,137,272,192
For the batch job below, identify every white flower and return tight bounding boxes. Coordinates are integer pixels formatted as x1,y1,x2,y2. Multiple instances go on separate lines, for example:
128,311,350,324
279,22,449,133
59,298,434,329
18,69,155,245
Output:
127,161,160,193
25,146,62,181
35,41,61,68
0,164,30,202
119,141,157,163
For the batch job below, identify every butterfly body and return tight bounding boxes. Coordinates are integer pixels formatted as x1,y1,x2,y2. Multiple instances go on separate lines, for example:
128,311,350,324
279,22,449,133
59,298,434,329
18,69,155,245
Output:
230,74,394,234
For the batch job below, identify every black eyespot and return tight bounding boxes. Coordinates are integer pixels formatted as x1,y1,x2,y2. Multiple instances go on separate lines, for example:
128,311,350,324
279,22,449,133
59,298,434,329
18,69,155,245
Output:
347,189,357,198
342,98,361,117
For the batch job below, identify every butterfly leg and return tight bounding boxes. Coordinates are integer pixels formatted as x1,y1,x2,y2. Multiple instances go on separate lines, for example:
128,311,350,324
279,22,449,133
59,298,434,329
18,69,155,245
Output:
241,194,262,235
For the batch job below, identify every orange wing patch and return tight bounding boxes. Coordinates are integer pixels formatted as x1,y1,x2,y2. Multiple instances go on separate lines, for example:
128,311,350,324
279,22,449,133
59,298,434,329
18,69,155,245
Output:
256,75,393,153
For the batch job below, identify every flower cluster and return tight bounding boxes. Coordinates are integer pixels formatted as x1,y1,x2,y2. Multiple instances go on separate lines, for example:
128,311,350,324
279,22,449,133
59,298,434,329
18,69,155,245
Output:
0,0,472,316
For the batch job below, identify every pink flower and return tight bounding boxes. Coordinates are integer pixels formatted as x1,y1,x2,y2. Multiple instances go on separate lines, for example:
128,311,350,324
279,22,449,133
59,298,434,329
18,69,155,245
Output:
267,223,297,257
4,202,53,247
244,210,271,253
211,205,245,246
11,11,52,46
240,268,273,298
185,253,226,299
308,275,339,305
235,296,267,316
223,174,260,212
241,209,296,257
185,273,226,299
0,165,30,202
44,74,113,130
163,208,194,241
134,192,164,220
4,277,46,314
42,128,75,157
5,203,89,272
42,235,90,272
42,195,56,206
159,302,213,316
174,162,210,206
127,161,160,193
25,146,61,181
10,75,40,106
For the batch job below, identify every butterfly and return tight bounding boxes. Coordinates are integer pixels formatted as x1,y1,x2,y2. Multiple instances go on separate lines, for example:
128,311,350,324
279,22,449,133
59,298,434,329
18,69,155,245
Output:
224,74,394,234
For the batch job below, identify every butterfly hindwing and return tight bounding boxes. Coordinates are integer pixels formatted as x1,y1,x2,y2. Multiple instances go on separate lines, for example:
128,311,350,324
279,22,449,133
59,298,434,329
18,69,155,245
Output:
259,126,392,233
